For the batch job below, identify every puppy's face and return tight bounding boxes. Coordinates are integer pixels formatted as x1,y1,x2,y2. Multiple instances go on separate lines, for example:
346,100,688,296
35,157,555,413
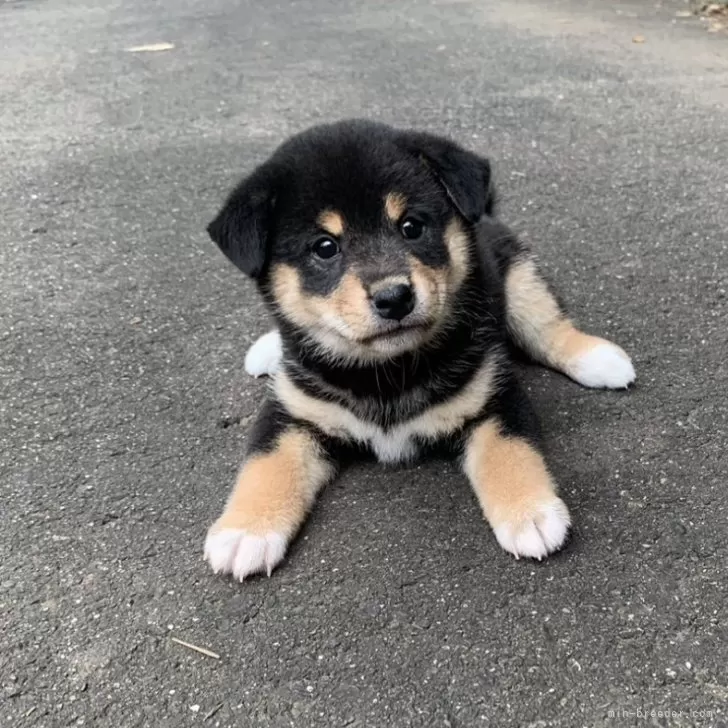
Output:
267,170,472,361
208,121,493,362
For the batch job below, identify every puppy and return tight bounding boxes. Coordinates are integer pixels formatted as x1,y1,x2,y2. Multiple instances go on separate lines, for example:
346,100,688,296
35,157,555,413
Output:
204,120,635,580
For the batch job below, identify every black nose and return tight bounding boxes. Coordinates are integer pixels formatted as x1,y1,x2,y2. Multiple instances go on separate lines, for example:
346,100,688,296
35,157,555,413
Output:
372,284,415,321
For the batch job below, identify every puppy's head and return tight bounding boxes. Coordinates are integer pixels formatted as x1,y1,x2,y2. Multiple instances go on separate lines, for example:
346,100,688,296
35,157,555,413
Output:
208,120,494,362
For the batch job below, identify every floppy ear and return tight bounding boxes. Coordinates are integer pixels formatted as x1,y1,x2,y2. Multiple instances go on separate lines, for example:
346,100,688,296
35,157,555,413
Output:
399,131,495,222
207,164,277,279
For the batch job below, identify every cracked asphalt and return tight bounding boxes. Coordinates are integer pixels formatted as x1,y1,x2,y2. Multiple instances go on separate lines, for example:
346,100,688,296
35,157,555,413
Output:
2,0,727,726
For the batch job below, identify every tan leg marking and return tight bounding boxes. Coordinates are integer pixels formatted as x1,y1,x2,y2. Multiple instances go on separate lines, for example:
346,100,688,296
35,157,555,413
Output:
213,430,331,534
384,192,407,222
505,258,635,388
464,418,570,560
204,429,334,579
317,209,345,237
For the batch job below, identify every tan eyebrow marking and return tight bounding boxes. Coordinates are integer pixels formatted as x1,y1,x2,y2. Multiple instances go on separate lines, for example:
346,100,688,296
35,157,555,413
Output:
384,192,407,222
316,209,345,236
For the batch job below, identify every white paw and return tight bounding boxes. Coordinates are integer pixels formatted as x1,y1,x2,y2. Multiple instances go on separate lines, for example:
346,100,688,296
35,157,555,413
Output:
570,342,635,389
244,330,282,378
204,528,287,580
493,497,571,560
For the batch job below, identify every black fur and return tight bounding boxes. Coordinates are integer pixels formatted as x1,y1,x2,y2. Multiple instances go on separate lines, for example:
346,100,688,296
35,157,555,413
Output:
207,163,279,278
245,397,348,464
398,129,496,221
244,397,297,455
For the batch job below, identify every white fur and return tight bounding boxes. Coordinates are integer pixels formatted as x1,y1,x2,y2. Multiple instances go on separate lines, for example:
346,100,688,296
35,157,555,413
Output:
370,431,419,463
492,497,571,560
569,343,635,389
244,330,282,378
204,528,287,580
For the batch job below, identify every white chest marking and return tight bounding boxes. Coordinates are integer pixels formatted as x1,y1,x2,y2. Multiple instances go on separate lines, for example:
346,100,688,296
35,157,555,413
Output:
274,356,499,464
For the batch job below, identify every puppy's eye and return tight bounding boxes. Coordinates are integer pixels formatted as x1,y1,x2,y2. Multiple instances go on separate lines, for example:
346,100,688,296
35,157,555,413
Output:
312,237,340,260
400,217,425,240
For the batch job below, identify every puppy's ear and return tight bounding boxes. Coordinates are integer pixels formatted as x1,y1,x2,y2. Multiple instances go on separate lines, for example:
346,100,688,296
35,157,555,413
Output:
399,131,495,222
207,165,277,279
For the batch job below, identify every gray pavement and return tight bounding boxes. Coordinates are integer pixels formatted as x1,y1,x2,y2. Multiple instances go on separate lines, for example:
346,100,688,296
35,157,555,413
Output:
2,0,728,726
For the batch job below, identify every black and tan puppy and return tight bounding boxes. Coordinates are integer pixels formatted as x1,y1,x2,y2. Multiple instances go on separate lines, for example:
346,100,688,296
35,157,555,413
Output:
204,120,635,580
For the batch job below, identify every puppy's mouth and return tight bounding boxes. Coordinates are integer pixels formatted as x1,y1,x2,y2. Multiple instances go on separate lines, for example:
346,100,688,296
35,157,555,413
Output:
356,322,430,345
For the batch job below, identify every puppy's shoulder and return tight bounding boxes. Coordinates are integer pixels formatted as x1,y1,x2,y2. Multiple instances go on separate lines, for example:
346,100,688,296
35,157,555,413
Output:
471,217,530,280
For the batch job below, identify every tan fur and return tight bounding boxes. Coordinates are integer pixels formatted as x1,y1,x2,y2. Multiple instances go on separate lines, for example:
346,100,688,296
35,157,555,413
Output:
271,264,371,336
275,354,499,460
444,217,470,291
505,257,604,371
211,429,333,537
384,192,407,222
317,209,345,237
464,418,558,529
409,255,446,317
270,264,321,330
328,272,372,333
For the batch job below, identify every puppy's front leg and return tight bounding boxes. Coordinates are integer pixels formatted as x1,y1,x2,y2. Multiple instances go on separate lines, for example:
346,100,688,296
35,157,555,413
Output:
463,411,570,560
204,400,336,580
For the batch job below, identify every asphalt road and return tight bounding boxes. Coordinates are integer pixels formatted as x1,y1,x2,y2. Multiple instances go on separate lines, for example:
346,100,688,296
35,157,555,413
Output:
2,0,728,726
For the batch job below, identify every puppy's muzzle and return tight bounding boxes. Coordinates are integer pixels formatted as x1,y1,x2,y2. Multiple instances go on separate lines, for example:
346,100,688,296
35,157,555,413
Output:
371,283,415,321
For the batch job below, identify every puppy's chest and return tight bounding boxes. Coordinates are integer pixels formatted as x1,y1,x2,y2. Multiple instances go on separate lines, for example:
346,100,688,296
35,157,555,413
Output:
275,356,499,464
325,405,436,464
337,415,428,463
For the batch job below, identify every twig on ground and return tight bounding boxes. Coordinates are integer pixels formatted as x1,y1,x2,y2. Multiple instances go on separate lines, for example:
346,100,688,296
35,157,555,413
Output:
170,636,220,660
204,703,224,721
